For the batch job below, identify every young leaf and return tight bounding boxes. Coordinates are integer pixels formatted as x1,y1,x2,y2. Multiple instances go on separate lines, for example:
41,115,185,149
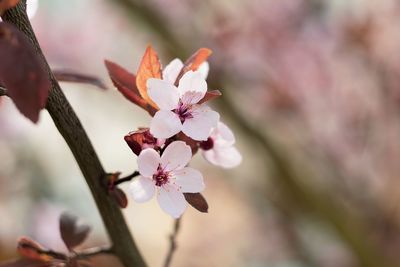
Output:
0,0,20,15
104,59,156,115
136,45,161,108
184,193,209,213
0,22,50,123
124,128,158,156
183,48,212,73
17,237,53,263
53,70,107,90
198,90,222,105
174,48,212,85
59,212,91,251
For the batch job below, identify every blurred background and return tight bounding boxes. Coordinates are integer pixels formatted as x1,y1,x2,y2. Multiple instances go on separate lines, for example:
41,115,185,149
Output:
2,0,400,266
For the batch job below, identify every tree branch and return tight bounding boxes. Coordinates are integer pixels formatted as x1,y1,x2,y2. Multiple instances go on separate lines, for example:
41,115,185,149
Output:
1,3,146,267
163,218,181,267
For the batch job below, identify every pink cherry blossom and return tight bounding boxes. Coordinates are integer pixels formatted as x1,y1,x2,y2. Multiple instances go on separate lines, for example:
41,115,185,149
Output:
129,141,205,218
147,69,219,141
162,58,209,84
200,122,242,168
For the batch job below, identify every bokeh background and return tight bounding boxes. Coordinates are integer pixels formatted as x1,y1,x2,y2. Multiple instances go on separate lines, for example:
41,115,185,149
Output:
2,0,400,266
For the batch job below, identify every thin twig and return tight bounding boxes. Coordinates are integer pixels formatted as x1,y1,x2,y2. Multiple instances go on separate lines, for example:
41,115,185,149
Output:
75,246,113,259
163,218,181,267
114,171,140,186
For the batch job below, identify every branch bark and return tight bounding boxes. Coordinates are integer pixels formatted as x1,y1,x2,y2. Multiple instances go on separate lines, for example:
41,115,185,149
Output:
1,3,147,267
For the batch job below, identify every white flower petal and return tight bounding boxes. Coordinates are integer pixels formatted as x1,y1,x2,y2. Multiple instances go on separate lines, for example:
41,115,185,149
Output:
197,62,209,80
177,71,207,104
137,148,160,177
173,167,205,193
202,145,242,168
157,184,187,218
214,121,235,146
150,110,182,139
129,176,156,203
163,58,184,84
161,141,192,171
182,105,220,141
147,78,180,110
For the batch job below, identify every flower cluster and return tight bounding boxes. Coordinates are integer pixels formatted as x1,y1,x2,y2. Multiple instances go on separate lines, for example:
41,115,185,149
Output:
106,46,242,218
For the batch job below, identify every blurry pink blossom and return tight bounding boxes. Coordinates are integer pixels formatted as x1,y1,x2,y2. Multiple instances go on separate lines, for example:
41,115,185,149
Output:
201,122,242,168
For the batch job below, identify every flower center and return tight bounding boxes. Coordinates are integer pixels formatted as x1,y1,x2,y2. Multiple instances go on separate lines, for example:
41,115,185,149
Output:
174,101,193,123
200,137,214,150
153,165,170,187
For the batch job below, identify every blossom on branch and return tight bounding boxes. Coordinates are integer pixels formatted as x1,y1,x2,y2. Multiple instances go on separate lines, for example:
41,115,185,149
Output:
200,122,242,168
147,70,220,141
129,141,205,218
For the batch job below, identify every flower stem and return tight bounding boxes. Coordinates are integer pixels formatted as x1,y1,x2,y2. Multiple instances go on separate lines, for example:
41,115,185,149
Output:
114,171,140,186
163,218,181,267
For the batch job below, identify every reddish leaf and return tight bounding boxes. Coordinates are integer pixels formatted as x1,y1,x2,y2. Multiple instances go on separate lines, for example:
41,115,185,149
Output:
124,128,159,156
17,237,53,263
110,188,128,208
184,193,208,213
0,259,51,267
198,90,222,105
175,48,212,85
53,70,107,90
0,22,50,123
59,212,91,250
104,59,156,115
0,0,20,15
183,48,212,72
136,45,161,108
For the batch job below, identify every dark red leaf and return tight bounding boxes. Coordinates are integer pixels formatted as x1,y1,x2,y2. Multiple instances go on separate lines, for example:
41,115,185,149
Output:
184,193,208,213
0,22,50,123
59,212,91,251
198,90,222,105
124,128,159,156
104,59,156,115
110,188,128,208
53,70,107,90
0,0,20,15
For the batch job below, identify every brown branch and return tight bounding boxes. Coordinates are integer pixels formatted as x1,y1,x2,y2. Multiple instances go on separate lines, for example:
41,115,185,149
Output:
1,2,147,267
163,218,181,267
